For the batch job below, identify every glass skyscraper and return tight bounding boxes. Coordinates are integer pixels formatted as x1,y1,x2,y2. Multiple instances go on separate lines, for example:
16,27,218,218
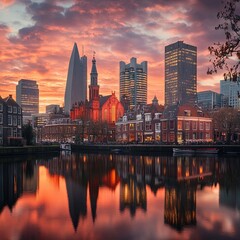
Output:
16,79,39,123
120,57,147,109
220,79,240,108
165,41,197,106
64,43,87,114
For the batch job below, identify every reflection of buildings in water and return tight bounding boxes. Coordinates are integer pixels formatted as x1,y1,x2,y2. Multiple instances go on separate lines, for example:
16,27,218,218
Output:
219,158,240,212
164,181,197,231
120,178,147,217
0,162,23,213
42,153,119,230
66,178,87,232
23,161,39,195
0,161,39,214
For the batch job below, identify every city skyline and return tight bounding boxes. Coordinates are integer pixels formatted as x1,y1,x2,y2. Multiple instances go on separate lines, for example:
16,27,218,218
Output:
0,0,228,112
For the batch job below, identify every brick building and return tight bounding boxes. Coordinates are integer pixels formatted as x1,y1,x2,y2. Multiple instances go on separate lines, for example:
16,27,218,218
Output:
115,97,164,143
161,104,213,144
0,95,22,146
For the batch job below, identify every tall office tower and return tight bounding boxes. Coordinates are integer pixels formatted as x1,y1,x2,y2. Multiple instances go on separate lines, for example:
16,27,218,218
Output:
197,90,222,110
165,41,197,106
120,57,147,109
16,79,39,123
220,79,240,108
64,43,87,114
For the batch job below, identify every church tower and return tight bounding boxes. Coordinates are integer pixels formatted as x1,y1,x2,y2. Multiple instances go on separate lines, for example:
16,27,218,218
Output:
89,54,100,121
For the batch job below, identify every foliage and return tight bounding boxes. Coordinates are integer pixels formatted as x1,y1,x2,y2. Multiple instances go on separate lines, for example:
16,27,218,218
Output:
22,123,35,145
213,107,240,142
208,0,240,81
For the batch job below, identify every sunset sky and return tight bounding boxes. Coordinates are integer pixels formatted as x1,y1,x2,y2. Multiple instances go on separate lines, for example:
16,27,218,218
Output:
0,0,227,112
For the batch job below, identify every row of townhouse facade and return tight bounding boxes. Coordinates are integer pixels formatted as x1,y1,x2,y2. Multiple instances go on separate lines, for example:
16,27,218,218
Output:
116,104,213,144
0,95,23,146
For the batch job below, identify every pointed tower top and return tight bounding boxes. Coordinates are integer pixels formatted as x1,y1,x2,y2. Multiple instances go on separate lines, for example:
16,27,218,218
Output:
90,53,98,86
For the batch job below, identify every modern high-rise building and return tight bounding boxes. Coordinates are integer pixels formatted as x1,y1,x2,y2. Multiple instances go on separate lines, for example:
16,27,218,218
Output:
220,79,240,108
16,79,39,123
165,41,197,106
64,43,87,114
120,57,147,109
197,90,222,110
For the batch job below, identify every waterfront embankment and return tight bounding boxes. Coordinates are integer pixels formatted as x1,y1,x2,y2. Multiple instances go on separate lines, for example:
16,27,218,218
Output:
0,145,60,157
71,143,240,154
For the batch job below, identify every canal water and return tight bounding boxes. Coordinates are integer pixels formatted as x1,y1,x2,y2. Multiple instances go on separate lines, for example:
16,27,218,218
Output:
0,152,240,240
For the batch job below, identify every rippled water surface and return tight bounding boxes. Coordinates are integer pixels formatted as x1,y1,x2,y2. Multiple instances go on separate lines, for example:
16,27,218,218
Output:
0,152,240,240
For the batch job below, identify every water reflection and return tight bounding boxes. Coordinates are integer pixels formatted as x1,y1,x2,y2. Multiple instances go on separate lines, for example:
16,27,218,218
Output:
0,153,240,239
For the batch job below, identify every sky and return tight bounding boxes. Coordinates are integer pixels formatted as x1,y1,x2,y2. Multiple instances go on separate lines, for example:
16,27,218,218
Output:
0,0,228,112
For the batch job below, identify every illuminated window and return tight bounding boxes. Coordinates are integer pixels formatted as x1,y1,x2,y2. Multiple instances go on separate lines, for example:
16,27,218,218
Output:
178,120,182,130
129,123,134,130
111,106,116,122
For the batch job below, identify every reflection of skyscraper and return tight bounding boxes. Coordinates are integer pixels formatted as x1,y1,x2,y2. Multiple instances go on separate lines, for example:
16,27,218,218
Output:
65,178,87,232
120,57,147,109
64,43,87,114
120,178,147,217
164,182,196,231
165,41,197,106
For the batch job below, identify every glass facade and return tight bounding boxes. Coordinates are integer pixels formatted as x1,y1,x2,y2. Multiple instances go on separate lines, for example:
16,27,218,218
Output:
120,57,147,109
16,79,39,121
220,80,240,108
165,41,197,106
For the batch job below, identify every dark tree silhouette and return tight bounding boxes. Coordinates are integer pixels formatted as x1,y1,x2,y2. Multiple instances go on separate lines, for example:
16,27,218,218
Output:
22,123,34,145
208,0,240,82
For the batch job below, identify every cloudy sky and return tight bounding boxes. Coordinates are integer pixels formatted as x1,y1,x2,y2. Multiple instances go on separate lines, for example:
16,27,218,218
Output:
0,0,227,112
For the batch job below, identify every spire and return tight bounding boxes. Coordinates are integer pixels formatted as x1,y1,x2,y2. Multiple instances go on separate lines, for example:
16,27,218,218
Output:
90,52,98,86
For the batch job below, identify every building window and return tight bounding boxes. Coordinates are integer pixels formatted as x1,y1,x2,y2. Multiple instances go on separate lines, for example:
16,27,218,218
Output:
145,121,152,131
162,121,167,130
206,133,210,139
0,103,3,112
177,120,182,130
18,107,21,114
123,124,127,131
18,116,21,126
8,115,12,125
170,120,174,130
13,116,17,126
136,123,142,131
123,116,127,122
162,132,167,142
129,123,134,130
13,128,17,137
169,132,175,142
155,123,160,131
185,121,190,130
13,106,17,113
8,106,12,113
145,114,151,121
199,122,204,130
0,113,3,124
192,121,197,130
205,122,210,130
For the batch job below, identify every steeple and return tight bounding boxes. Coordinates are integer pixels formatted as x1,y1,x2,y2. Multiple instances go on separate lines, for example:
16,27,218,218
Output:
90,53,98,86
